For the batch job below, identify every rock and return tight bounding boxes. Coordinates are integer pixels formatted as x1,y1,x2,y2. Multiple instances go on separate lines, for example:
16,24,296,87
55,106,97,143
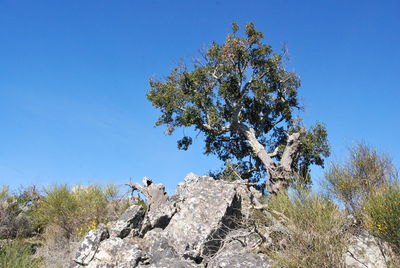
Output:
137,258,199,268
143,228,166,243
139,237,199,267
147,237,179,261
208,252,273,268
235,183,262,219
206,227,273,268
109,205,145,238
162,174,242,259
88,237,147,268
73,224,109,265
128,177,177,235
70,174,278,267
141,200,176,234
344,231,391,268
219,228,264,253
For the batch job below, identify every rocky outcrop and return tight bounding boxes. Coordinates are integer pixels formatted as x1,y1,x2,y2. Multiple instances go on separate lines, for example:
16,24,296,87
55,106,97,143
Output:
209,252,272,268
87,237,147,268
162,174,242,260
344,231,392,268
129,177,177,234
73,224,109,265
71,174,389,268
71,174,272,267
109,205,145,238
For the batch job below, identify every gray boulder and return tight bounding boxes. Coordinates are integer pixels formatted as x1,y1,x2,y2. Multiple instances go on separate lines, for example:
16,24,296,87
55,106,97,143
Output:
128,177,177,234
148,237,179,261
137,259,198,268
162,174,242,259
141,200,176,234
143,228,165,243
207,227,273,268
138,237,198,268
208,252,273,268
73,224,109,265
87,237,147,268
344,231,392,268
71,174,277,267
109,205,145,238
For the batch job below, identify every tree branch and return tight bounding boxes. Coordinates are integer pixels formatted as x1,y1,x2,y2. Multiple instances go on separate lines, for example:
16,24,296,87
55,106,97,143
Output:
269,116,286,130
268,146,280,158
236,123,275,168
202,123,231,134
280,132,301,171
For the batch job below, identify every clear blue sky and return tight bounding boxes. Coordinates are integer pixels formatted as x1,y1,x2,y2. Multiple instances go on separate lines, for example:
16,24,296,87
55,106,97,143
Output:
1,0,399,193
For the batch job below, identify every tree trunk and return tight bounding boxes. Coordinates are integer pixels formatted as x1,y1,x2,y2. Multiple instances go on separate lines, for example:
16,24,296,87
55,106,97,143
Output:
236,124,301,194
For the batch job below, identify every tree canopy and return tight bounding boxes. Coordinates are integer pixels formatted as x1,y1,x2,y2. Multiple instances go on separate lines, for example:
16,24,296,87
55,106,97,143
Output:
147,22,330,193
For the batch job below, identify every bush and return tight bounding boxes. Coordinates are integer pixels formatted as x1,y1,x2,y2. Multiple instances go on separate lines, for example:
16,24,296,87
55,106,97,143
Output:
30,184,111,240
266,190,349,268
324,143,396,223
0,185,35,239
0,240,42,268
364,184,400,252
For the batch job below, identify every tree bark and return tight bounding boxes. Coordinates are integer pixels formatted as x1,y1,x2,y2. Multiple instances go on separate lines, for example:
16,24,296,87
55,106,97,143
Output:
236,123,301,194
127,177,168,207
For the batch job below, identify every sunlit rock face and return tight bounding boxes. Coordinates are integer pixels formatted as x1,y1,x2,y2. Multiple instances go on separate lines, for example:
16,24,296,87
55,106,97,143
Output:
70,173,389,268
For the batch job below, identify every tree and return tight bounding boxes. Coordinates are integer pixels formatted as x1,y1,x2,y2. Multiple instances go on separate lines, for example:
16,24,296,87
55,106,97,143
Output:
147,22,330,194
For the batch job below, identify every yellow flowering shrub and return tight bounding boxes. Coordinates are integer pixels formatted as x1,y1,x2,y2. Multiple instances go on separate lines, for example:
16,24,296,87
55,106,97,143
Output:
324,143,396,223
77,219,99,238
31,184,111,240
364,184,400,252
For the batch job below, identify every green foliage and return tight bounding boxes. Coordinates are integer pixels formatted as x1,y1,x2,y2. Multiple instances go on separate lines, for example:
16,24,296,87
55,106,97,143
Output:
0,240,42,268
104,183,119,201
30,184,110,239
0,186,36,239
294,122,330,185
364,184,400,252
324,143,396,222
147,22,329,187
266,190,348,268
0,185,9,201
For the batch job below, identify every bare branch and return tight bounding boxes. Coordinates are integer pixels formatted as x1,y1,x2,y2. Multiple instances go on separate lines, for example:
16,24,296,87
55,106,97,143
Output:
212,67,223,80
280,132,301,171
268,146,280,158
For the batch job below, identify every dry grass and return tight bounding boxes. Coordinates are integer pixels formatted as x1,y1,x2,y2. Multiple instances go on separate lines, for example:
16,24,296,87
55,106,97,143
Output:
265,190,349,268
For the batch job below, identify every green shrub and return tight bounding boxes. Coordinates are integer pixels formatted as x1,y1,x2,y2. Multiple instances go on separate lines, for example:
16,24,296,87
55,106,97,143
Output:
0,240,42,268
324,143,396,222
364,184,400,252
0,185,36,239
31,184,111,240
104,183,119,201
72,185,108,227
266,190,348,268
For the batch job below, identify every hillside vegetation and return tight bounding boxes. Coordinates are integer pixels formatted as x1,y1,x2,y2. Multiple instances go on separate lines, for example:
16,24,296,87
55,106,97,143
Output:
0,143,399,267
